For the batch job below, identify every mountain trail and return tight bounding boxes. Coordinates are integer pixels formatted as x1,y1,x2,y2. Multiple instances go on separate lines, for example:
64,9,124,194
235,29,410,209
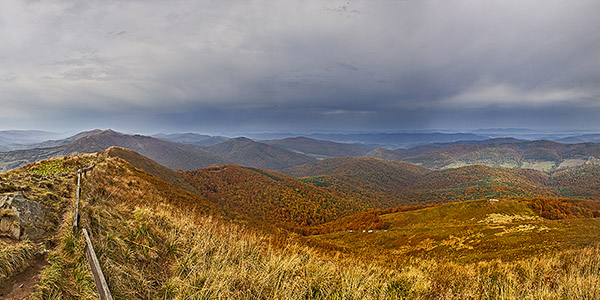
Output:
0,254,47,299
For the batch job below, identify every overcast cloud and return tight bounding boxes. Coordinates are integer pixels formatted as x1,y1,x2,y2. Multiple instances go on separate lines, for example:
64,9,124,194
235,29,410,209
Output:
1,0,599,134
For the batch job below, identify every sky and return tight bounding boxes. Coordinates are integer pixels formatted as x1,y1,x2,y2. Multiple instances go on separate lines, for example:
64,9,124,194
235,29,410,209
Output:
1,0,599,135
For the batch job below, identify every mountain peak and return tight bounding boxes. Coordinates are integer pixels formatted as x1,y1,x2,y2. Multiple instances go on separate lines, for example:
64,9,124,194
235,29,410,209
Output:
96,129,120,135
230,137,255,143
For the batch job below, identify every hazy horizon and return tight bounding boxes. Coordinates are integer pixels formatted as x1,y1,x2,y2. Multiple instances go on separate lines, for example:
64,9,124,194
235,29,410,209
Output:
1,1,599,134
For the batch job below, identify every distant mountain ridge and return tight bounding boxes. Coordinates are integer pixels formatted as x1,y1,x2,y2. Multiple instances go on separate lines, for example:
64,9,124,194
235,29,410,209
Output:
5,128,600,174
0,130,66,150
368,139,600,171
205,137,317,171
305,132,488,148
286,157,555,206
153,133,228,146
0,129,228,172
0,130,322,172
263,136,375,159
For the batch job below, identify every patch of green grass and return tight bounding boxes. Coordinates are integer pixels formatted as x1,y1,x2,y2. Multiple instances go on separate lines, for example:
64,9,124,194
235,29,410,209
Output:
28,160,74,176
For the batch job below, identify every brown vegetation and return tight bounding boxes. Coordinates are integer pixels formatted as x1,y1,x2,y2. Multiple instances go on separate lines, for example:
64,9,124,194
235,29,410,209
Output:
2,149,600,299
29,156,600,299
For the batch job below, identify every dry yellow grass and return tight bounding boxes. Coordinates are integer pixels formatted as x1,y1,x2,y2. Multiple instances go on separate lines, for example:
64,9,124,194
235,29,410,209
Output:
23,154,600,299
0,239,35,285
34,195,600,299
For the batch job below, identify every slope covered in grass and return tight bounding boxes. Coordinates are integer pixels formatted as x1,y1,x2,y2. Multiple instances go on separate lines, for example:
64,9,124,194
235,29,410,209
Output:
311,198,600,263
26,151,418,299
25,152,600,299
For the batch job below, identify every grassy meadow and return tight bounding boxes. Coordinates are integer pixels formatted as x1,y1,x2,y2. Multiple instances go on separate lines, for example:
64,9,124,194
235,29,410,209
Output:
0,153,599,299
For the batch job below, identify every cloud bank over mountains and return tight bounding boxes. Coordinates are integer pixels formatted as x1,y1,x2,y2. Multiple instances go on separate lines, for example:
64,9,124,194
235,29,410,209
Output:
1,0,599,132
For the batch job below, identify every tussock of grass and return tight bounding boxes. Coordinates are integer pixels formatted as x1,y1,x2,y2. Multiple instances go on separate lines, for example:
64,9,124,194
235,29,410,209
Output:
0,240,35,284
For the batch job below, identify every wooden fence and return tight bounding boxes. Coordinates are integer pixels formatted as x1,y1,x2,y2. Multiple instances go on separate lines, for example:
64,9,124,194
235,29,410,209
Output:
72,164,113,300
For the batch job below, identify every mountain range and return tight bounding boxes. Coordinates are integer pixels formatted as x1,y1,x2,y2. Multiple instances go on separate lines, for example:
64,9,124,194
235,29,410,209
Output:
152,132,228,146
5,129,600,175
0,130,66,151
3,140,600,298
368,139,600,171
0,130,368,172
62,147,600,231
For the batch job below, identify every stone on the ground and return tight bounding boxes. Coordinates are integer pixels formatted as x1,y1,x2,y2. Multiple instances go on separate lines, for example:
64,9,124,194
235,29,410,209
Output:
0,192,45,240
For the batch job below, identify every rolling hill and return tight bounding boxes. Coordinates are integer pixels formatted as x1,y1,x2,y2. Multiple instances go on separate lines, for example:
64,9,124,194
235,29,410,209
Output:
64,130,228,170
152,132,228,146
182,165,364,228
368,139,600,171
205,137,317,171
286,157,558,206
0,130,323,173
285,157,432,209
263,137,375,159
0,129,228,172
400,165,556,204
548,165,600,199
101,148,382,230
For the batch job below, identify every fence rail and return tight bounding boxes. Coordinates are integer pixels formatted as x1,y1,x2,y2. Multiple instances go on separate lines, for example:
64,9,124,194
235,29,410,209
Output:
72,164,113,300
83,228,114,300
72,169,81,236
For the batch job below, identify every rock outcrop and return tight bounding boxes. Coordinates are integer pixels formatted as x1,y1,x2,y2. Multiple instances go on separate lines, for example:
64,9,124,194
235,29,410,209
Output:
0,192,45,240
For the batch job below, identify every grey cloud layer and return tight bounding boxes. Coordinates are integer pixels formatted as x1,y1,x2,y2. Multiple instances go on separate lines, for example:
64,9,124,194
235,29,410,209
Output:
1,0,599,131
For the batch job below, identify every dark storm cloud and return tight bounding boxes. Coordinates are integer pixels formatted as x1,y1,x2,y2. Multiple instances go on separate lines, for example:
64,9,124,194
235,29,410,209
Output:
0,0,599,131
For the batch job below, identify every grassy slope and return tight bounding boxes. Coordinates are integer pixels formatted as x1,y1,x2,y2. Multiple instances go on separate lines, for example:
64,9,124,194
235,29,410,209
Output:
311,198,600,263
28,151,416,299
25,152,600,299
0,240,35,285
0,155,98,288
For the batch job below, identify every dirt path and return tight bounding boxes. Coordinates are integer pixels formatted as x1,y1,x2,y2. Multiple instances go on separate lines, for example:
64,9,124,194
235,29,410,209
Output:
0,255,47,300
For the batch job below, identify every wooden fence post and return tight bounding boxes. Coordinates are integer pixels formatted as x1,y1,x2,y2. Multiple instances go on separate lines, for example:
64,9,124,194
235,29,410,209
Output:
82,228,113,300
73,169,81,236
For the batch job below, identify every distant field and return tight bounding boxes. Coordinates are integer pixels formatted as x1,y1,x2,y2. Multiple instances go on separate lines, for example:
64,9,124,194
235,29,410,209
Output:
311,198,600,263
